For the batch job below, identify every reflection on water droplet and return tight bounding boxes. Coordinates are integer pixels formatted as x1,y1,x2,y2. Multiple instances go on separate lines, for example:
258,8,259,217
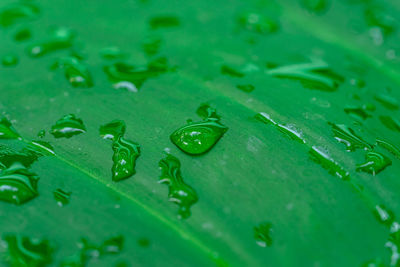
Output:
149,15,180,29
0,3,39,27
53,188,71,206
0,145,38,168
2,234,53,267
254,222,273,247
51,57,93,88
170,104,228,155
267,61,344,91
375,94,399,110
50,114,86,138
374,205,394,226
159,153,198,219
356,151,391,175
0,117,20,139
236,84,255,92
221,65,245,78
111,136,140,181
379,116,400,132
329,123,372,151
0,162,39,205
27,140,55,156
376,139,400,159
237,12,278,34
309,146,350,180
14,28,31,42
27,28,74,57
99,120,126,141
2,54,18,67
277,123,306,144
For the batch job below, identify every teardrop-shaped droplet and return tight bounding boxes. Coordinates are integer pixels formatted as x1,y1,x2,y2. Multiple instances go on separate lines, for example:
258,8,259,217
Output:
111,136,140,181
2,234,53,267
329,123,372,151
50,114,86,138
0,162,39,205
53,188,71,206
99,120,126,141
0,3,39,27
254,222,273,247
158,153,198,219
0,117,20,139
309,146,350,180
51,57,93,88
27,28,74,58
356,151,392,175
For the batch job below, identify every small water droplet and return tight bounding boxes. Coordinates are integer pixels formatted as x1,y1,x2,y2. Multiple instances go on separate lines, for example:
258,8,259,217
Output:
236,84,255,92
37,130,45,138
0,3,39,27
14,27,31,42
0,145,38,167
329,123,372,151
0,117,20,139
356,151,391,175
111,136,140,181
51,57,93,88
2,234,53,267
374,205,395,226
50,114,86,138
99,120,126,141
149,15,180,29
27,28,74,58
0,162,39,205
170,104,228,155
267,61,344,91
220,65,245,78
237,12,278,34
254,222,273,247
2,54,18,67
374,93,399,110
309,146,350,180
379,116,400,132
53,188,71,206
158,153,198,219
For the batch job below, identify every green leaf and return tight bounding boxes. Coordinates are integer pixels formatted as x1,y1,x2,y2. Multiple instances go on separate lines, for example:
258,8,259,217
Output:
0,0,400,266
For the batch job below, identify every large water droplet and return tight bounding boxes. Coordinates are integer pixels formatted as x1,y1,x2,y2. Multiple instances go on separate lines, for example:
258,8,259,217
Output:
26,140,55,156
50,114,86,138
149,15,180,29
99,120,126,141
254,222,273,247
309,146,350,180
0,145,38,168
2,234,53,267
111,136,140,181
0,117,20,139
237,12,278,34
158,153,198,219
53,188,71,206
170,104,228,155
267,61,344,91
51,57,93,88
27,28,74,58
356,151,392,175
0,162,39,205
0,3,39,27
329,123,372,151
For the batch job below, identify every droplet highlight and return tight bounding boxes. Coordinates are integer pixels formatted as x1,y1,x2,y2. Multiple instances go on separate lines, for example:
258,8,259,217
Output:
50,114,86,138
356,151,392,175
254,222,273,247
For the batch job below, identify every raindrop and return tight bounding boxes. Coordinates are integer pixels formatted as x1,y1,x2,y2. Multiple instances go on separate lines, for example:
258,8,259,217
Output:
99,120,126,141
254,222,273,247
309,146,350,180
51,57,93,88
53,188,71,206
27,28,75,58
0,117,21,139
356,151,392,175
50,114,86,138
329,123,372,151
111,136,140,181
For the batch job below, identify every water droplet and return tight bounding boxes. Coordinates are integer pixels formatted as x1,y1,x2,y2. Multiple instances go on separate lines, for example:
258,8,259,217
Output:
0,3,39,27
149,15,180,29
0,145,38,167
236,84,255,92
0,117,20,139
51,57,93,88
53,188,71,206
220,65,245,78
344,105,372,120
376,139,400,159
103,57,171,90
27,140,55,156
137,238,150,248
37,130,45,138
14,28,31,42
301,0,328,13
170,104,228,155
111,136,140,181
374,205,395,226
309,146,350,180
0,162,39,205
254,222,273,247
2,234,53,267
356,151,391,175
2,54,18,67
50,114,86,138
99,47,127,60
158,153,198,219
379,116,400,132
27,28,74,58
254,112,278,125
237,12,278,34
99,120,126,141
277,124,306,144
364,6,396,36
142,36,162,56
267,61,344,91
375,93,399,110
329,123,372,151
